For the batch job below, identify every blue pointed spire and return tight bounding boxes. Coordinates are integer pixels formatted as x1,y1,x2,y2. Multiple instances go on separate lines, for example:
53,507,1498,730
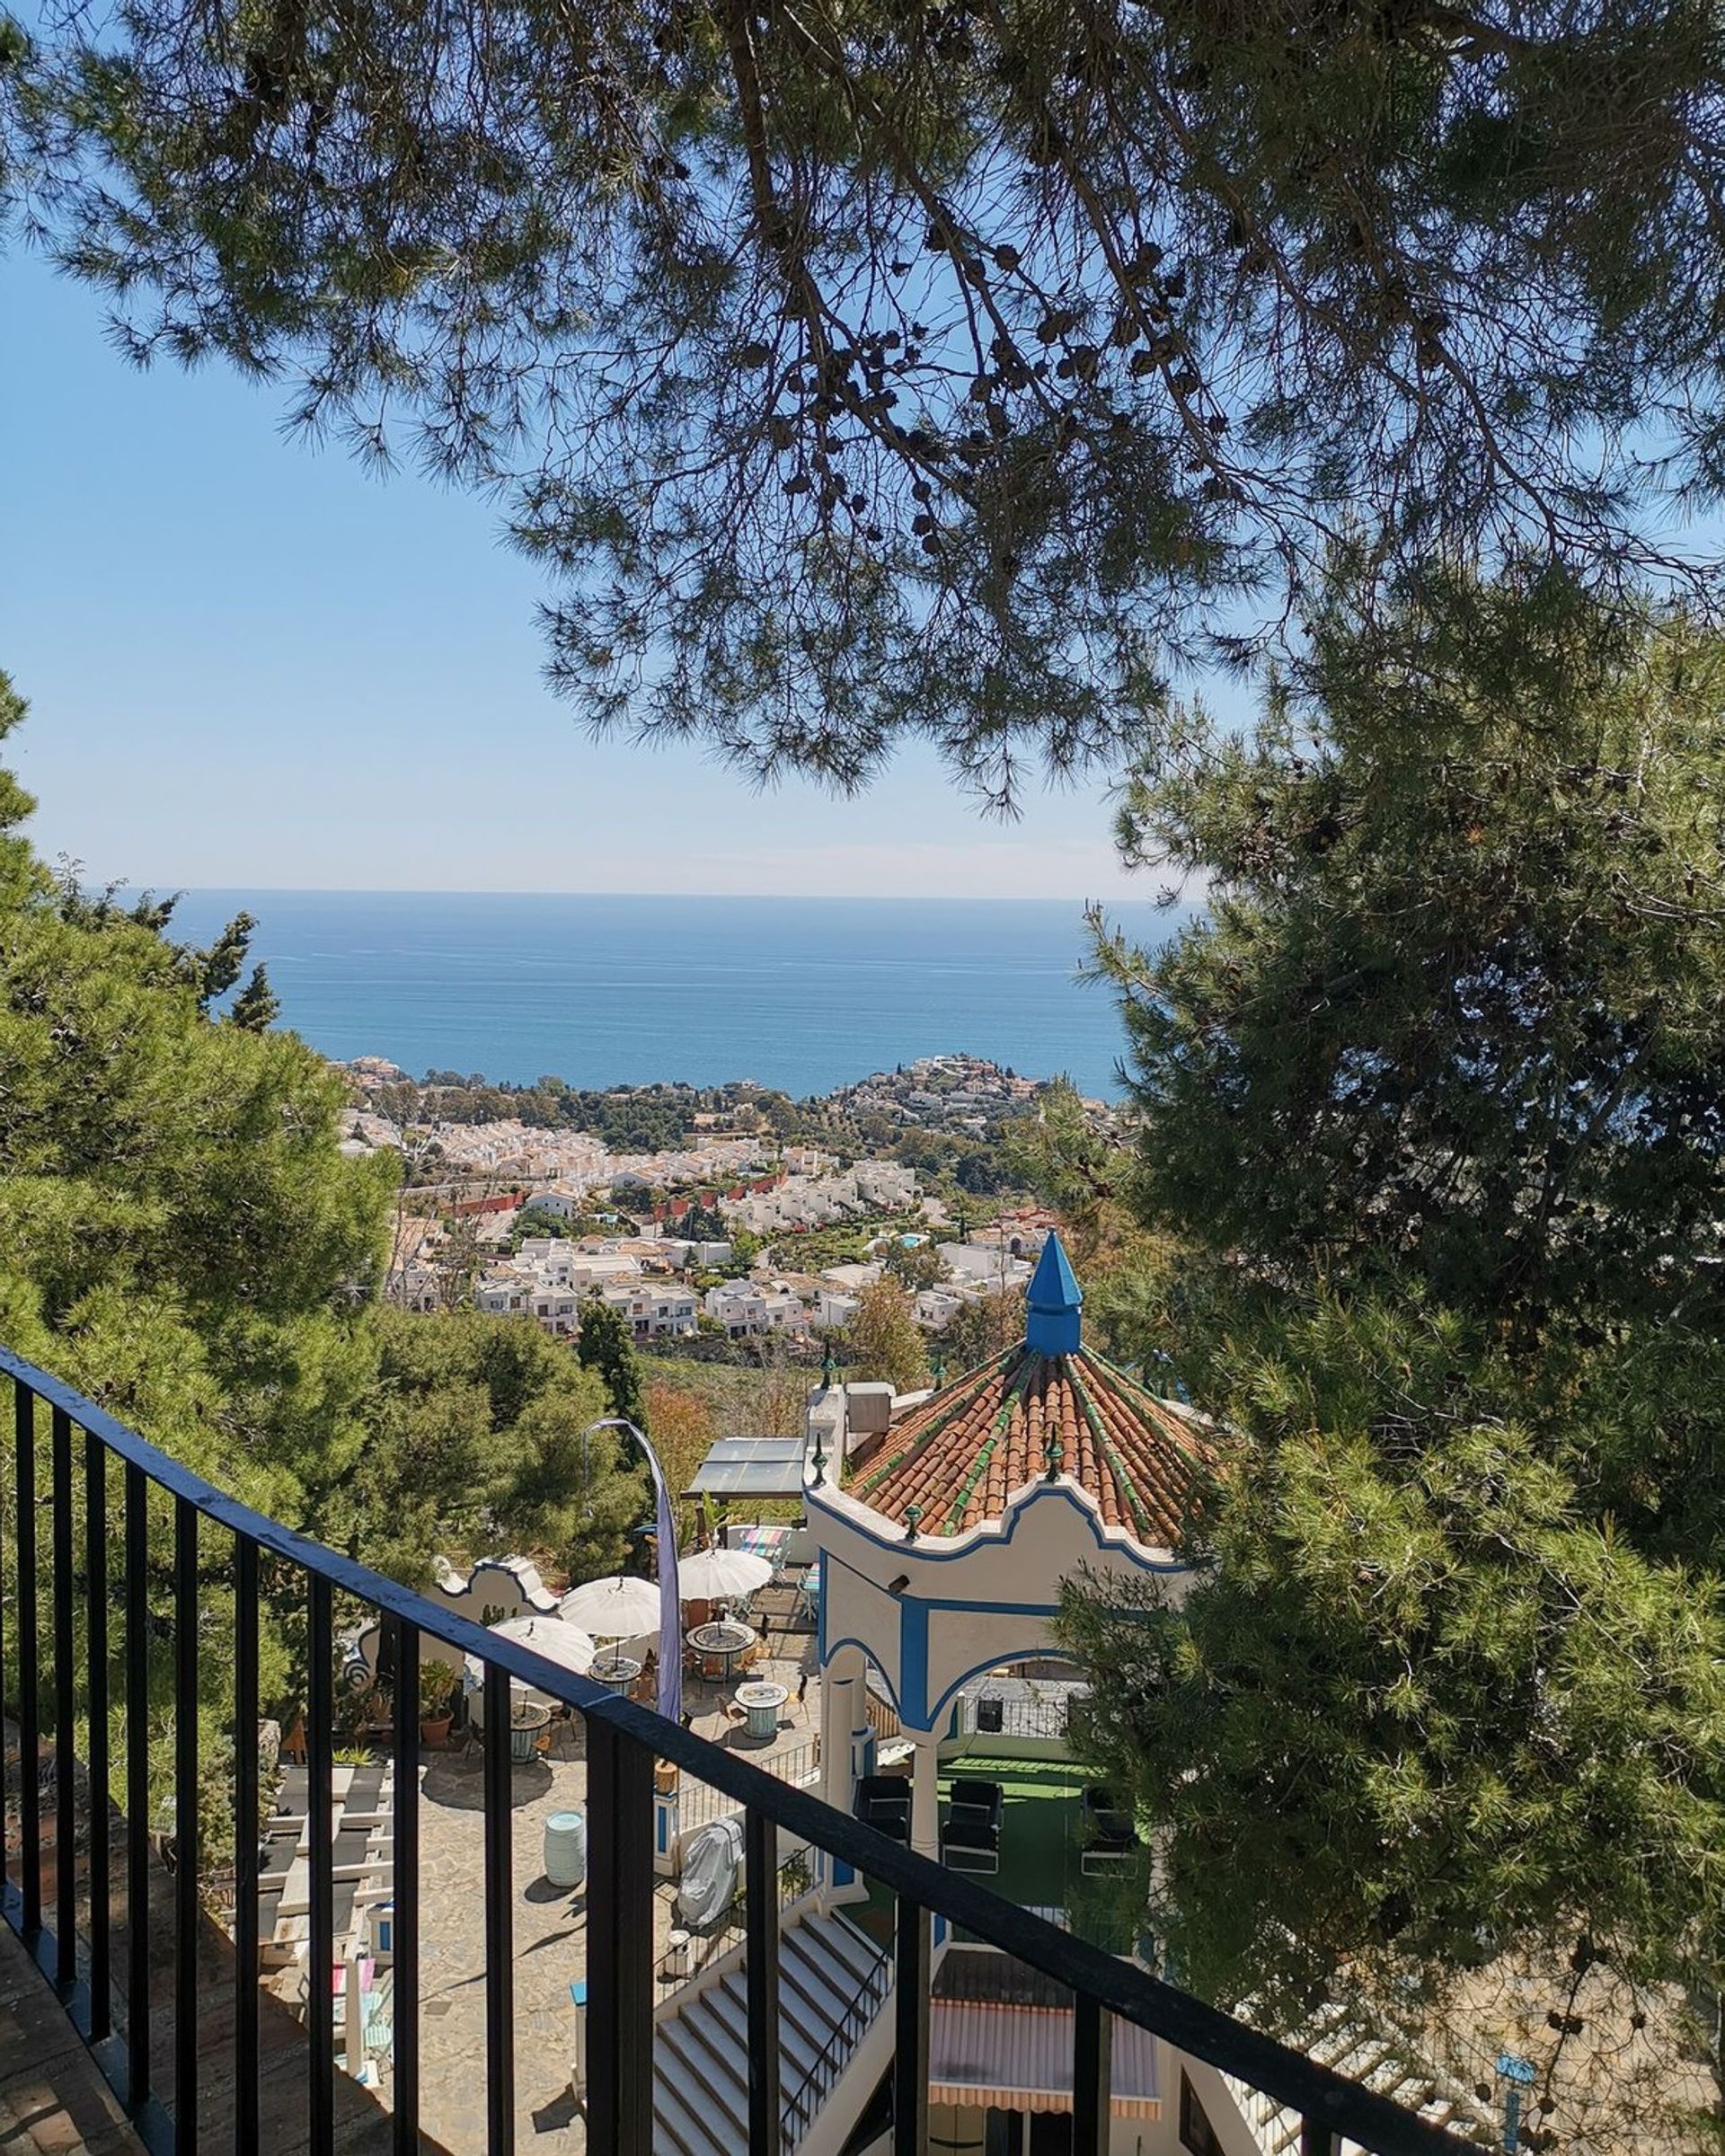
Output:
1024,1230,1083,1356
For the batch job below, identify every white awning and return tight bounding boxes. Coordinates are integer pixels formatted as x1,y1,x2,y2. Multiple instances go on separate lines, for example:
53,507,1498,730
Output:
928,2001,1161,2119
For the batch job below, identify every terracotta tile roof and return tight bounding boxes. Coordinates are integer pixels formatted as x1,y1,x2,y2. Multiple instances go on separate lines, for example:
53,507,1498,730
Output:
851,1343,1209,1549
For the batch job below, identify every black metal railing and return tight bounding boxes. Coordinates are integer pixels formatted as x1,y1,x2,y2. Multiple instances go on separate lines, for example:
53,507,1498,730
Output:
779,1923,891,2152
673,1736,819,1835
652,1847,811,1987
959,1687,1082,1743
0,1343,1482,2156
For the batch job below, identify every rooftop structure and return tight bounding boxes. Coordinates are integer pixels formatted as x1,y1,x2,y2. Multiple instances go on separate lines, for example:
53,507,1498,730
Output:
853,1237,1208,1544
807,1233,1206,1900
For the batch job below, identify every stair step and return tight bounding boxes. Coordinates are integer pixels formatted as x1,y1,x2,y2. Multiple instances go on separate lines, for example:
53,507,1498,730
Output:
781,1949,857,2034
652,2083,714,2156
774,1971,842,2060
813,1913,886,1988
655,1906,897,2156
655,2041,736,2156
798,1926,867,1994
672,2006,754,2116
705,1975,748,2043
715,1974,823,2082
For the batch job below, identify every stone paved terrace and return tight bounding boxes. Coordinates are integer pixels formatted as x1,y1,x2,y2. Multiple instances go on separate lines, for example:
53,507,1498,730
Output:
270,1622,824,2153
0,1601,825,2152
0,1925,143,2155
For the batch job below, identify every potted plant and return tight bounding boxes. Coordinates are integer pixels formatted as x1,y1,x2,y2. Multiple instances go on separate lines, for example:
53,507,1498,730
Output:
419,1659,459,1748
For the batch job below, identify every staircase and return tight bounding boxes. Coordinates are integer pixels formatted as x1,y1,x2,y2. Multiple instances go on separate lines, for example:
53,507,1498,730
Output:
653,1906,890,2156
1225,2001,1491,2155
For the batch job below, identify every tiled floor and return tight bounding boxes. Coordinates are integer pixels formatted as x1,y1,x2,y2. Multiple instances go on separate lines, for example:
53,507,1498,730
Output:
0,1928,143,2155
392,1633,821,2152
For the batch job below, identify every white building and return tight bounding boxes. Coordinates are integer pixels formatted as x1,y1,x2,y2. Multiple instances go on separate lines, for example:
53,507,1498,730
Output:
703,1280,813,1339
939,1242,1031,1290
599,1281,698,1339
389,1263,444,1315
815,1288,862,1330
854,1160,917,1208
474,1274,530,1319
527,1284,581,1337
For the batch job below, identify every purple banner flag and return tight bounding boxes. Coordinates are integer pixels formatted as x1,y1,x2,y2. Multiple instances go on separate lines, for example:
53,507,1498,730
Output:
645,1438,682,1727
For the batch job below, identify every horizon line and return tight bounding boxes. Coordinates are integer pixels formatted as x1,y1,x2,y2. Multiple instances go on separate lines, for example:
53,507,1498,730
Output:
148,883,1184,906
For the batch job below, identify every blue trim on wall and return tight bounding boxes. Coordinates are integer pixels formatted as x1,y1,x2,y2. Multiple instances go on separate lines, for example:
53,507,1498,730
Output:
821,1635,907,1721
924,1644,1084,1730
899,1598,929,1726
922,1596,1061,1619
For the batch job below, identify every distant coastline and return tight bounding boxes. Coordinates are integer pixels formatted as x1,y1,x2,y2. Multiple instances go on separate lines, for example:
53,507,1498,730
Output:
165,889,1180,1100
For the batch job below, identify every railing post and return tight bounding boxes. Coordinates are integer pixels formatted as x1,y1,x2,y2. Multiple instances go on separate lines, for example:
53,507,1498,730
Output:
123,1462,150,2108
50,1406,76,1988
892,1893,930,2156
1301,2121,1340,2156
308,1571,334,2156
172,1496,199,2154
483,1659,515,2156
84,1427,111,2040
1071,1992,1111,2156
392,1615,420,2156
586,1711,654,2154
233,1534,260,2148
15,1381,40,1940
745,1806,782,2156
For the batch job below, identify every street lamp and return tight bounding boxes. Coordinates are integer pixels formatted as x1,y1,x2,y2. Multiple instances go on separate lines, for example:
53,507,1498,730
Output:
583,1417,682,1725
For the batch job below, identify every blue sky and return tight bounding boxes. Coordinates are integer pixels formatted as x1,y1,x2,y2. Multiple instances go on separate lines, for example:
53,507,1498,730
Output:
3,250,1243,899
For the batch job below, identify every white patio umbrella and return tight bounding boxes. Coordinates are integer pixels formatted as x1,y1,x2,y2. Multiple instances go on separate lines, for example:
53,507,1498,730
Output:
558,1574,665,1637
676,1548,774,1603
464,1613,597,1719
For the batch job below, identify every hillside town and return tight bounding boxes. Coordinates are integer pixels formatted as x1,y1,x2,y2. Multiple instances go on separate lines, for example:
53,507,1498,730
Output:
349,1054,1077,1347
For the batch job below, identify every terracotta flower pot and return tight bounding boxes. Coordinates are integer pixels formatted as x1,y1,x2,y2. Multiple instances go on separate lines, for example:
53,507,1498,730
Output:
420,1714,453,1750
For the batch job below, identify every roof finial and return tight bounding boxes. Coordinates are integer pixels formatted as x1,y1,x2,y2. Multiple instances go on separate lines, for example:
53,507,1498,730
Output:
1024,1231,1083,1356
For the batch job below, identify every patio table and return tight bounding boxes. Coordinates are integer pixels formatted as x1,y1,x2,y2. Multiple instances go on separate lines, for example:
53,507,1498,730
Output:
686,1619,756,1680
508,1700,551,1762
734,1679,788,1740
590,1653,642,1694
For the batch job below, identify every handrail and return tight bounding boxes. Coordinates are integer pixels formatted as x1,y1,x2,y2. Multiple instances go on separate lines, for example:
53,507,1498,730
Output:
654,1847,809,1986
0,1344,1478,2156
677,1736,819,1833
779,1920,892,2151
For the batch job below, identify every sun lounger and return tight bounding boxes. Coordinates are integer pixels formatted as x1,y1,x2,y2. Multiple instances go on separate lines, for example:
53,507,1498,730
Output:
1080,1784,1137,1871
941,1807,1000,1873
854,1774,912,1841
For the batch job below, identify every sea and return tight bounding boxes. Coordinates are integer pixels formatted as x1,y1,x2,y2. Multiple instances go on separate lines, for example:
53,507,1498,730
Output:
164,892,1186,1100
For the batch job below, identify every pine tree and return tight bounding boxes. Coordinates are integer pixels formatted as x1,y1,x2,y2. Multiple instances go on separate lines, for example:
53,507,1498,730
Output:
228,962,279,1032
1054,575,1725,2143
576,1293,646,1433
190,909,256,1009
22,2,1725,795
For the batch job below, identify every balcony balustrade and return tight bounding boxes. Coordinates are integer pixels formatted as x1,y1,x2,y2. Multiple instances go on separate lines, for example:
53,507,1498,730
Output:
0,1344,1477,2156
